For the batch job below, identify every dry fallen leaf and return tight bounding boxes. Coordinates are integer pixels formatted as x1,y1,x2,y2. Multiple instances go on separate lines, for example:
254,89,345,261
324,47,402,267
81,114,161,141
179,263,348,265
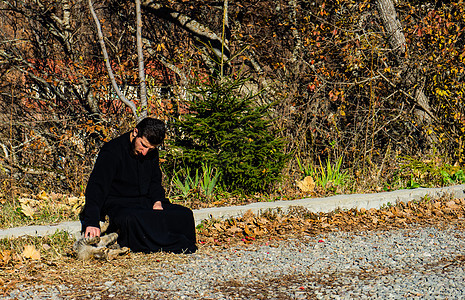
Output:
0,250,12,265
20,204,36,219
226,226,243,235
37,190,48,201
445,200,460,209
18,197,34,205
69,196,85,214
244,224,254,237
296,176,315,192
22,245,41,260
67,196,80,206
194,194,465,248
49,192,63,201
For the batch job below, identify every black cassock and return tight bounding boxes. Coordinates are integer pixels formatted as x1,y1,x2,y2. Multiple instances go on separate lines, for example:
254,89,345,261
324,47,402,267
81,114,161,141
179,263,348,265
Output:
80,132,197,254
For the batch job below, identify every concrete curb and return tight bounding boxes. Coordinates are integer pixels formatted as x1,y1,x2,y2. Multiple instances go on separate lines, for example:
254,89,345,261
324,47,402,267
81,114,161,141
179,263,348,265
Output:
1,185,464,239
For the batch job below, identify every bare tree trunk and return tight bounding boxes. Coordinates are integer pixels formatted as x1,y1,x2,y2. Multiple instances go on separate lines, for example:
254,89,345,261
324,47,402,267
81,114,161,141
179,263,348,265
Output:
376,0,437,145
376,0,406,54
220,0,228,78
136,0,148,120
289,0,302,63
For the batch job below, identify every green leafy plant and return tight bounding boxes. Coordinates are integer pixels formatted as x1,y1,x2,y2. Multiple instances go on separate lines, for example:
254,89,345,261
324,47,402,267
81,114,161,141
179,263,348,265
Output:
172,166,200,198
297,156,348,191
200,163,221,198
296,156,312,177
312,157,348,191
406,175,421,189
396,156,465,188
171,164,221,199
440,169,465,185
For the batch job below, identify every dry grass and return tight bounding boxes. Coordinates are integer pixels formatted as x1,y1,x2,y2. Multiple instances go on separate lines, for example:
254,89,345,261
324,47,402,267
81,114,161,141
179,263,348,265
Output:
0,193,83,229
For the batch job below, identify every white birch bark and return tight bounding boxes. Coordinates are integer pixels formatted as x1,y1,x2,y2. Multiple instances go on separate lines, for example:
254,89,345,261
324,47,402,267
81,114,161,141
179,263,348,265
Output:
136,0,148,120
88,0,139,120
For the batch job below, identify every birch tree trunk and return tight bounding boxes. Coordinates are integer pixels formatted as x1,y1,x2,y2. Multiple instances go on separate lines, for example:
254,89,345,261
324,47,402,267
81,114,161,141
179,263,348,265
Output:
136,0,148,120
89,0,147,122
220,0,229,79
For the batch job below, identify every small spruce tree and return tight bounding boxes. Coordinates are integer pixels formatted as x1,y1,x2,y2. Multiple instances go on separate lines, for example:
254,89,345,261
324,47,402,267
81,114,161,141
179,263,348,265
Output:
170,77,288,194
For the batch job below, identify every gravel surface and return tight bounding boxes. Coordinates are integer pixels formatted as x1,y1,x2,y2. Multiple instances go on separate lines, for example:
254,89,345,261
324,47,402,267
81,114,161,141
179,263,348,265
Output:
3,224,465,299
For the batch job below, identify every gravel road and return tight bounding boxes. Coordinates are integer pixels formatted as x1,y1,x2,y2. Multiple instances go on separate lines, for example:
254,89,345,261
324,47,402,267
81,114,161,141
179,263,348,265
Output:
2,222,465,299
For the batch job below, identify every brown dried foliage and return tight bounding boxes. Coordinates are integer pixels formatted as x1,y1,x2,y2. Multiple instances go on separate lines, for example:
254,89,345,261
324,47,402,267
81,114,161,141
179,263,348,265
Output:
197,195,465,247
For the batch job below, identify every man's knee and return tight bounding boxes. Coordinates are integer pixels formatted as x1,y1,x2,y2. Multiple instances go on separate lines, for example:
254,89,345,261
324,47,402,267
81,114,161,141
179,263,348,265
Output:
122,212,141,226
167,203,193,215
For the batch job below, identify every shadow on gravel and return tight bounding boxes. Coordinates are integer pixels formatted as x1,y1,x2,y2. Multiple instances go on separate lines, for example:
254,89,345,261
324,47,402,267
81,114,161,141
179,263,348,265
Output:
216,255,465,299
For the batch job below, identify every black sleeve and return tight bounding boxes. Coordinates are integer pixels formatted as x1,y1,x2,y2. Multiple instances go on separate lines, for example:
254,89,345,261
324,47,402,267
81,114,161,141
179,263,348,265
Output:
149,150,168,205
81,145,119,229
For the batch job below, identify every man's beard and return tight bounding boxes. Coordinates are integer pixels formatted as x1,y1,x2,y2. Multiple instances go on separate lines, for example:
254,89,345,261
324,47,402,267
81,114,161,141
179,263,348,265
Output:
129,138,143,159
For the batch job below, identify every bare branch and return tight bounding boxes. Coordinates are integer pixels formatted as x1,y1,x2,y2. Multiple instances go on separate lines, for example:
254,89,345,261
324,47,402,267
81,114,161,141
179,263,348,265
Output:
142,1,230,63
88,0,138,120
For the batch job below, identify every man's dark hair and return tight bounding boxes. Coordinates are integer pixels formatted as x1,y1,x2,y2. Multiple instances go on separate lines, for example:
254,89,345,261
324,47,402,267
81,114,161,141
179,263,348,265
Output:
135,117,166,145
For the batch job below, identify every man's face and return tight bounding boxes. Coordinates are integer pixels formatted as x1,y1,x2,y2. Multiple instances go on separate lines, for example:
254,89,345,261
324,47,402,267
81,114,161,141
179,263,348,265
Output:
131,129,157,157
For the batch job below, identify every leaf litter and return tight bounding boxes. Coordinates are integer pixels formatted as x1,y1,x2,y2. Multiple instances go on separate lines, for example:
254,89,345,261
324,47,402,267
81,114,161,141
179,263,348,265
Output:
196,194,465,247
16,191,85,221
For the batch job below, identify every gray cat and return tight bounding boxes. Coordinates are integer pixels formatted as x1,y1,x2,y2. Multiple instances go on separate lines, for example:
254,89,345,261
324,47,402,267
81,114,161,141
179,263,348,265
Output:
73,216,129,260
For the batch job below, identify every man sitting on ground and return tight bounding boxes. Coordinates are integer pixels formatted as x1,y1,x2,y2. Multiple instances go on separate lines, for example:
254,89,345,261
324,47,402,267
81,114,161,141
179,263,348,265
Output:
80,117,197,254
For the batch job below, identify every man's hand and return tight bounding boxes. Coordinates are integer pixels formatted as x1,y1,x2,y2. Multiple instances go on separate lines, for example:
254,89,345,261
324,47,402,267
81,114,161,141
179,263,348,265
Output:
85,226,101,238
153,201,163,210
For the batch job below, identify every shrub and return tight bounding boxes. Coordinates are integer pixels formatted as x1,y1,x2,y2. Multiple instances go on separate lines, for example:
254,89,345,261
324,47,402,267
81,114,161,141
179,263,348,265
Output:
169,76,289,194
